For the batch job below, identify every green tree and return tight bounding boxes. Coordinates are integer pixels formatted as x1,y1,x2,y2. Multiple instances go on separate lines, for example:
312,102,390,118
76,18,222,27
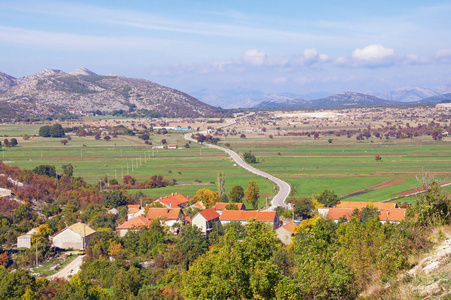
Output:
113,266,142,300
10,138,18,147
38,125,51,137
217,171,225,198
243,151,257,163
314,189,340,207
0,268,36,300
174,225,208,270
22,134,30,140
245,179,260,209
412,179,450,226
62,164,74,177
229,185,244,202
289,196,314,219
49,123,65,137
32,165,56,177
103,190,128,208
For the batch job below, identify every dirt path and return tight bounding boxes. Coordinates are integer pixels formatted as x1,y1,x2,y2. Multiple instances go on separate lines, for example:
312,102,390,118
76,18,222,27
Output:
47,255,84,281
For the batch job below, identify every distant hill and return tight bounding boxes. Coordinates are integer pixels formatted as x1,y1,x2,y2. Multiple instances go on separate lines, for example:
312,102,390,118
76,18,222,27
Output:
0,68,222,118
420,93,451,103
367,84,451,103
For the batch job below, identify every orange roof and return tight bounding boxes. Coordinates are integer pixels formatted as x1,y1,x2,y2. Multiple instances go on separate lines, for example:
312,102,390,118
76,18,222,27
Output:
168,144,177,147
213,202,244,211
117,216,151,229
326,208,355,221
336,201,397,210
128,208,140,214
220,210,276,222
193,201,205,210
378,209,406,222
157,193,189,208
199,208,220,221
146,208,182,220
185,216,192,224
282,222,298,234
126,204,141,209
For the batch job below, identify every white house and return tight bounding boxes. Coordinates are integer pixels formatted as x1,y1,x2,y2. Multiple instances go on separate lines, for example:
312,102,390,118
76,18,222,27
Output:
191,208,220,235
51,222,97,250
116,216,151,237
17,227,38,249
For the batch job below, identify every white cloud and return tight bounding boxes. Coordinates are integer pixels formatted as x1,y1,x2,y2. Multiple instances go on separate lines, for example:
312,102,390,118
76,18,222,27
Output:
243,49,266,66
351,44,394,66
436,49,451,63
273,77,286,84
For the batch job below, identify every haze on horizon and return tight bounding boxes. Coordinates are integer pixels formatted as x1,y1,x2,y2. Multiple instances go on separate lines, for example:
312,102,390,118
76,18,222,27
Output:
0,0,450,98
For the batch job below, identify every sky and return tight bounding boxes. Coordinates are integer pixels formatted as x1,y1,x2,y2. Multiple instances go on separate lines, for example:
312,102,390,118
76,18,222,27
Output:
0,0,450,96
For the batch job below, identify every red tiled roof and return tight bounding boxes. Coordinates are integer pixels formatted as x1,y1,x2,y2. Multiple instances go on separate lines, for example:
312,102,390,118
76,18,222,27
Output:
220,210,276,222
117,216,150,229
336,201,397,210
128,208,140,214
326,208,355,220
193,202,205,210
146,208,182,220
185,216,192,224
378,209,406,222
199,208,220,221
126,204,141,209
282,222,298,233
157,193,189,208
213,202,244,210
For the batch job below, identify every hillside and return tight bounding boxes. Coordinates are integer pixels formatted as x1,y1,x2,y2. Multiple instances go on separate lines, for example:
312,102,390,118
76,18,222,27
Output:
420,93,451,103
0,68,222,118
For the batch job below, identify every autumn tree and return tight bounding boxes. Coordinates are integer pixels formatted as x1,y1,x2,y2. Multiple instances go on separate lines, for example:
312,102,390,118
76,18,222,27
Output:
192,188,219,209
375,155,382,162
245,179,260,209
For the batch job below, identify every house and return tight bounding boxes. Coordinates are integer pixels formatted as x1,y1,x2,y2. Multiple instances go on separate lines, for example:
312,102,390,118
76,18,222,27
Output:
442,130,449,136
0,188,12,198
190,201,205,210
51,222,97,250
126,204,144,220
116,216,151,237
335,201,398,210
191,208,220,235
155,193,189,209
146,207,183,227
276,222,298,245
168,144,178,149
213,202,245,215
220,210,280,229
17,227,39,249
378,209,407,223
318,207,355,223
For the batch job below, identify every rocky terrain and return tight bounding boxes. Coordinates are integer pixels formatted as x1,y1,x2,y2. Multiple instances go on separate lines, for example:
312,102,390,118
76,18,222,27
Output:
0,68,222,118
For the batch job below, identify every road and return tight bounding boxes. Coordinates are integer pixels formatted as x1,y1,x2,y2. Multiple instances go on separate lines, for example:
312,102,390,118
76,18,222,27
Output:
47,255,84,281
184,116,290,209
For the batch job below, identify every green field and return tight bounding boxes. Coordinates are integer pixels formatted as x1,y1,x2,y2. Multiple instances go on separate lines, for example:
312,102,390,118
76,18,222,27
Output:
1,123,450,204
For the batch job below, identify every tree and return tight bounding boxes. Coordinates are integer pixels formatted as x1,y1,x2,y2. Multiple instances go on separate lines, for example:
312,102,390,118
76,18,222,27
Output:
10,138,18,147
375,155,382,162
3,139,9,147
33,165,56,177
229,185,244,202
62,164,74,177
413,179,450,226
243,151,257,164
245,179,260,209
103,135,111,141
217,172,225,198
22,134,30,140
314,189,340,207
103,190,128,208
289,197,314,219
49,123,65,137
240,134,246,138
192,188,219,209
60,139,68,145
39,125,51,137
196,134,206,143
175,225,208,270
161,139,167,144
314,132,319,139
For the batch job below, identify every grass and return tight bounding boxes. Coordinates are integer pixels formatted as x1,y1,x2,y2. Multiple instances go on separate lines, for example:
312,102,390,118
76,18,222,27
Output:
32,253,77,277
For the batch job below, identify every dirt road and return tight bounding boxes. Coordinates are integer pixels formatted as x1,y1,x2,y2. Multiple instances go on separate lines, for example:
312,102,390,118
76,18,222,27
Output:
47,255,84,281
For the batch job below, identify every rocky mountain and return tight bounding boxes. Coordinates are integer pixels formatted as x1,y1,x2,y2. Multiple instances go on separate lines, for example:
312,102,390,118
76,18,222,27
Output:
310,92,396,107
254,97,308,109
420,93,451,103
0,68,222,118
367,84,451,103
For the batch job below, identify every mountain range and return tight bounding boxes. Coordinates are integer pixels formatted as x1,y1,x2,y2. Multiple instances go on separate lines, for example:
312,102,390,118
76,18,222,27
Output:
0,68,221,118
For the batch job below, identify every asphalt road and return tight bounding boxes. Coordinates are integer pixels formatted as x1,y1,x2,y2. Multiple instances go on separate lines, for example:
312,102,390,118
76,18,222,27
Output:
184,129,290,210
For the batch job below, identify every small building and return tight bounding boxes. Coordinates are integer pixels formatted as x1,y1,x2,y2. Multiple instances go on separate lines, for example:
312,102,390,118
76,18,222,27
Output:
0,188,12,198
335,201,398,210
190,201,205,210
126,204,144,220
378,209,407,224
146,208,184,227
220,210,280,229
51,222,96,250
17,227,38,249
116,216,151,237
213,202,245,215
318,207,355,223
168,144,178,149
155,193,189,209
276,222,298,245
191,208,220,235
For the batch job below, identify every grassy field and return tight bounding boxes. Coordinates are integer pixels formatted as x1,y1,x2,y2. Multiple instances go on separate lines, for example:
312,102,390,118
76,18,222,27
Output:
1,122,450,205
218,134,451,203
0,128,276,207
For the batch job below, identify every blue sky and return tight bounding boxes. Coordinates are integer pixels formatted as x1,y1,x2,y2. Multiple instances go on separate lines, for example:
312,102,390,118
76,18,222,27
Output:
0,0,450,95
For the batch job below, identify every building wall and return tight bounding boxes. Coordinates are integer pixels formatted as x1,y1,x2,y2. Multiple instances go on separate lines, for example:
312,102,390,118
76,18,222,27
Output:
17,234,32,248
191,215,207,233
276,227,293,245
52,229,83,249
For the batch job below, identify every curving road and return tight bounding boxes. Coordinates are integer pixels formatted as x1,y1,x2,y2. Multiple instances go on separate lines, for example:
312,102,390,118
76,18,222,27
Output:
184,116,290,210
